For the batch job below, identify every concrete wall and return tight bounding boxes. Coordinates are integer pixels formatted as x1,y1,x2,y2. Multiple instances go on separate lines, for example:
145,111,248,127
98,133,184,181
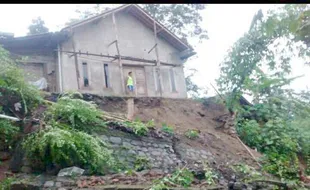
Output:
59,11,187,98
11,51,58,92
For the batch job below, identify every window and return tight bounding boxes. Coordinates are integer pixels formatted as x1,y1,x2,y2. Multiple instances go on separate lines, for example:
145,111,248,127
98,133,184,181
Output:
82,62,89,87
155,68,161,92
170,68,176,92
103,64,110,88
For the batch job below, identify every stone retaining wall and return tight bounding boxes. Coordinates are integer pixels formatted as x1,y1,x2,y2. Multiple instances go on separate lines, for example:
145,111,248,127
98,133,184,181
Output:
99,129,214,172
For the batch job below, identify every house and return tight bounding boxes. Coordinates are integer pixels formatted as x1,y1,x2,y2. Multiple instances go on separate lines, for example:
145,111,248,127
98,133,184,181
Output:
0,4,195,98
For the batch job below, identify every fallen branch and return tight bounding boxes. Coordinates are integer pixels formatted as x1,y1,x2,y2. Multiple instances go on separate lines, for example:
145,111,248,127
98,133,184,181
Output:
0,114,20,121
236,136,262,167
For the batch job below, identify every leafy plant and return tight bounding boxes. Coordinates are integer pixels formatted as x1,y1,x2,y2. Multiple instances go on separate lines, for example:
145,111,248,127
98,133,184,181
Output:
134,156,151,171
0,177,16,190
185,129,199,139
161,123,174,135
22,127,116,175
0,46,42,114
0,119,19,151
203,162,218,185
122,119,154,136
59,91,83,99
46,96,105,133
231,163,262,183
150,168,194,190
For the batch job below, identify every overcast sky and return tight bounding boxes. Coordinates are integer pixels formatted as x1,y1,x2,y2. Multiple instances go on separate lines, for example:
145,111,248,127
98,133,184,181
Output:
0,4,309,97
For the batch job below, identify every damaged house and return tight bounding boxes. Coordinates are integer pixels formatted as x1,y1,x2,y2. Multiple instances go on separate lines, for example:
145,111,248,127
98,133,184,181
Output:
0,4,195,98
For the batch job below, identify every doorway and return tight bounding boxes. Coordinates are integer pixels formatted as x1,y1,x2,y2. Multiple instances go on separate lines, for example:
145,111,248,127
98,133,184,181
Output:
123,66,147,96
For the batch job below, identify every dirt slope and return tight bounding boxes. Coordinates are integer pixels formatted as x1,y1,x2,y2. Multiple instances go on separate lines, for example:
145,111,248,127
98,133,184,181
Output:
90,96,262,176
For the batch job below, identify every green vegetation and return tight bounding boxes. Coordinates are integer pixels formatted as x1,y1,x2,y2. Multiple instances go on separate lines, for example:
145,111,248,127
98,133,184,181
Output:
46,96,105,133
217,4,310,183
231,164,263,183
161,123,174,135
22,127,116,174
0,177,16,190
185,129,199,139
150,168,194,190
122,119,154,136
0,119,19,151
203,162,218,185
134,156,151,171
0,46,42,115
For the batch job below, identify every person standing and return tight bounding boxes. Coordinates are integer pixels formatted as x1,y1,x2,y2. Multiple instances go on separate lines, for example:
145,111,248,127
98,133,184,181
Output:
127,72,134,94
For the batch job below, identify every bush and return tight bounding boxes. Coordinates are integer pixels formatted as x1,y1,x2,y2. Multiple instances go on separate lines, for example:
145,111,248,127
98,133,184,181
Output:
0,119,19,151
0,46,42,113
46,96,105,133
237,118,303,180
161,123,174,135
0,177,16,190
122,119,154,136
185,129,199,139
22,127,116,174
150,168,194,190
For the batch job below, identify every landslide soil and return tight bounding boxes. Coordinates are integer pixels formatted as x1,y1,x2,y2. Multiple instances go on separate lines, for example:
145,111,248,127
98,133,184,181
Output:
91,96,262,175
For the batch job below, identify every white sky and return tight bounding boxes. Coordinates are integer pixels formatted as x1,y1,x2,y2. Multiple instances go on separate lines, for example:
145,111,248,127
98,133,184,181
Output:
0,4,309,97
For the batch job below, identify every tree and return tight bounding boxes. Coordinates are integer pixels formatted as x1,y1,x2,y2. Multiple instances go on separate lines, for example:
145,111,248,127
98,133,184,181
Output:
217,5,310,181
27,17,49,35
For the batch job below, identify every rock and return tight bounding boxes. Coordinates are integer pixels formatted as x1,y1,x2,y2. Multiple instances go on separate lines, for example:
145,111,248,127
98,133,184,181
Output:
123,142,133,148
56,177,76,186
55,182,62,187
57,166,85,177
151,151,161,156
131,140,142,146
44,181,55,187
110,137,122,144
11,182,40,190
21,166,32,173
138,152,146,156
233,182,247,190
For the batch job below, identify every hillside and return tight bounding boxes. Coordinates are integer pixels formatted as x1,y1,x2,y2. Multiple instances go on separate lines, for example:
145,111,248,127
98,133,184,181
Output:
0,93,293,190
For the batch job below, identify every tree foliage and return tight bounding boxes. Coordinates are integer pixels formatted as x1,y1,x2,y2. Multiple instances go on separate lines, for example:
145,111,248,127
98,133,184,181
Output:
27,17,49,35
22,127,116,174
217,5,310,181
141,4,208,44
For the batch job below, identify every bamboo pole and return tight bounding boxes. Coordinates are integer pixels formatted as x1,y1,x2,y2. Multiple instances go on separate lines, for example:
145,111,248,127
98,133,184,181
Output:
112,13,125,94
70,28,81,90
153,17,162,97
0,114,20,121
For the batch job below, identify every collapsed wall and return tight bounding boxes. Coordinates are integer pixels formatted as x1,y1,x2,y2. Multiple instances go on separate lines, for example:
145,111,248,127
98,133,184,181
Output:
99,128,214,173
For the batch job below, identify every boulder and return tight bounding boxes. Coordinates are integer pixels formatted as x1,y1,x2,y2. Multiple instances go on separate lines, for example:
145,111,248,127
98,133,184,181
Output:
57,166,85,177
10,181,40,190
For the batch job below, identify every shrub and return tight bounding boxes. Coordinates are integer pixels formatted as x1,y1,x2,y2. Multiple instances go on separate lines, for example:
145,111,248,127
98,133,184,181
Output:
161,123,174,135
0,177,16,190
203,162,218,185
0,46,42,113
185,129,199,139
22,127,116,174
122,119,154,136
0,119,19,151
150,168,194,190
46,96,105,133
134,156,151,171
237,118,302,180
